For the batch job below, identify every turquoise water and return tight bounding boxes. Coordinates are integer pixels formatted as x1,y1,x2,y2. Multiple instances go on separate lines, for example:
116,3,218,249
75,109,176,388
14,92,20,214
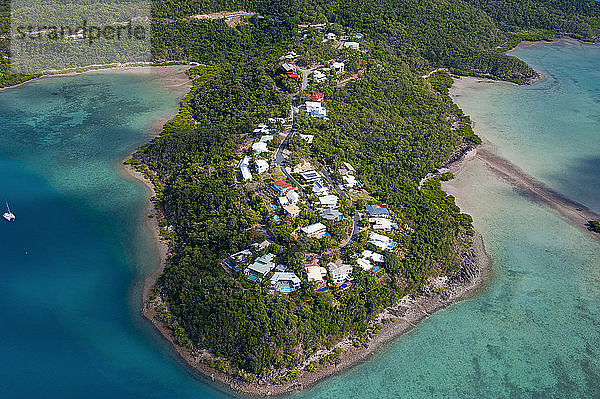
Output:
0,71,229,398
451,41,600,213
287,42,600,398
2,43,600,399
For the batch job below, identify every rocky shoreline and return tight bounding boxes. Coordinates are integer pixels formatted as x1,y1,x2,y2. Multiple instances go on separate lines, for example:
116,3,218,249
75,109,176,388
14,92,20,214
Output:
128,65,494,398
134,161,493,397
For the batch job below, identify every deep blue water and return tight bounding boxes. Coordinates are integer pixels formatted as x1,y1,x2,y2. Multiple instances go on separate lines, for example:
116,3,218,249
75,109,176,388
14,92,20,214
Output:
0,70,230,398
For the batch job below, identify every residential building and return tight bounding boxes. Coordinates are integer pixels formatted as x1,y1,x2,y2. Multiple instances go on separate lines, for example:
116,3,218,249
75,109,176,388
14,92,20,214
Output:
231,249,252,263
358,250,385,272
319,194,338,208
286,190,300,204
283,204,300,218
280,51,296,60
278,196,289,206
325,32,337,40
328,263,353,283
273,179,294,194
362,249,385,264
276,264,288,272
306,101,327,117
370,217,393,231
245,253,276,281
259,134,274,143
271,272,301,293
344,41,360,50
281,63,296,73
305,264,327,282
368,232,396,251
343,174,357,188
312,180,329,196
253,124,270,134
320,207,343,222
331,61,345,74
255,159,269,174
357,257,372,271
252,141,269,154
301,222,327,238
239,155,252,181
355,33,364,39
313,70,327,83
365,204,390,217
300,170,321,183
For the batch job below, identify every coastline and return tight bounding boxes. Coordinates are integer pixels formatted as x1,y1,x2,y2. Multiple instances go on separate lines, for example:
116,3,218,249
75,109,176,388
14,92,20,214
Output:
449,75,600,239
0,63,192,92
139,230,492,397
133,136,493,396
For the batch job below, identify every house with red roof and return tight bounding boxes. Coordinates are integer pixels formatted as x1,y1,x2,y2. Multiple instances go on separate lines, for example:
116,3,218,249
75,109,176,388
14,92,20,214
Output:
308,92,324,101
273,179,294,194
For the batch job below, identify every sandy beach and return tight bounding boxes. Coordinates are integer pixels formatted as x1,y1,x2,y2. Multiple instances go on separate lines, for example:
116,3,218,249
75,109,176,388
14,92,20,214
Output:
0,63,193,93
449,74,600,238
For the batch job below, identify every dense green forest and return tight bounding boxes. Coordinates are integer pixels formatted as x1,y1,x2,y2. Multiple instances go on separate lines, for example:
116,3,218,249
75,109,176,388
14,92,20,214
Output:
133,56,473,375
3,0,600,381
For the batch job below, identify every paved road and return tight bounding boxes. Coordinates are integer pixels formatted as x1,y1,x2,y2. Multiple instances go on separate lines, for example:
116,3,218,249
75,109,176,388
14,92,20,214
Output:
274,97,312,202
342,211,361,249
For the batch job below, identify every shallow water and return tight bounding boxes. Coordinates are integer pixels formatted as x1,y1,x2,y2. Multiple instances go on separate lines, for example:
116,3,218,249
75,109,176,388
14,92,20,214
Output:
0,70,229,398
287,42,600,399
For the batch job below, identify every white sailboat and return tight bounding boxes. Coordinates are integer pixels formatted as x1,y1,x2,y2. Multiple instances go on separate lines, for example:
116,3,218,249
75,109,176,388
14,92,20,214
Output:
3,202,15,221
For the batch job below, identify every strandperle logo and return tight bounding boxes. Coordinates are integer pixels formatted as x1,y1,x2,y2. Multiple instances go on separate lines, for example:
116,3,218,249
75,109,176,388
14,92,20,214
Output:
15,20,147,45
10,0,151,73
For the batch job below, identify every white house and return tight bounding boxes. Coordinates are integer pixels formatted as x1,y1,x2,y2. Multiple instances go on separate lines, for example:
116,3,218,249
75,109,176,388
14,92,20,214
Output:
328,263,353,283
255,159,269,174
278,196,289,206
301,222,327,237
357,257,373,271
344,41,360,50
239,155,252,181
253,124,270,134
286,190,300,204
325,32,337,40
280,51,297,60
368,232,396,251
306,101,326,117
306,265,327,282
252,141,269,154
281,63,296,73
259,134,274,143
370,217,393,231
343,174,357,188
271,272,301,293
331,61,345,74
319,194,338,208
313,70,327,83
362,250,385,264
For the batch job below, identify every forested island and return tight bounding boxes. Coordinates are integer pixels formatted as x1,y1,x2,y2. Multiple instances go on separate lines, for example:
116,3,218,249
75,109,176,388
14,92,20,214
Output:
2,0,600,395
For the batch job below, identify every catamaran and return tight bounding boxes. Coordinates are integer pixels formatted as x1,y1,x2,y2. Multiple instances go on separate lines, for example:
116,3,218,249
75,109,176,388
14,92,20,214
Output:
3,203,15,221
